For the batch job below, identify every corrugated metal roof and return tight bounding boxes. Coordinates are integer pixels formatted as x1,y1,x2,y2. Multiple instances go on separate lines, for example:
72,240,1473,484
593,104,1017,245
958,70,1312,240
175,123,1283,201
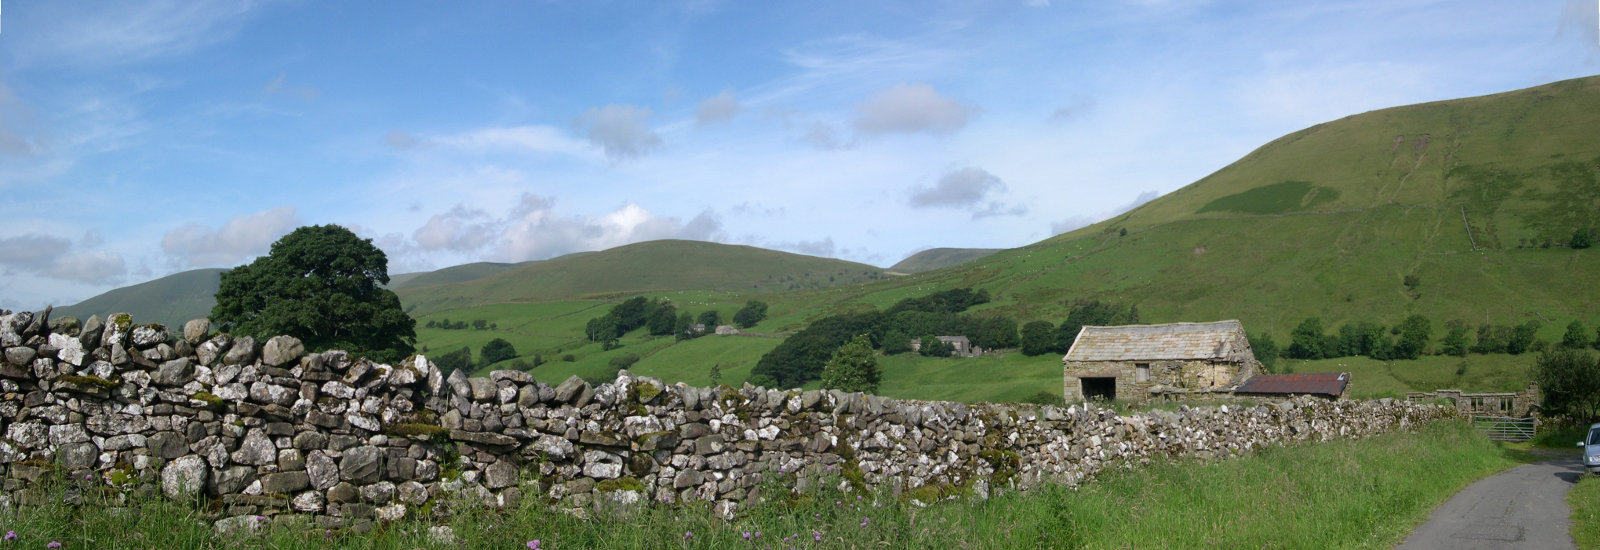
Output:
1235,372,1349,397
1063,320,1246,362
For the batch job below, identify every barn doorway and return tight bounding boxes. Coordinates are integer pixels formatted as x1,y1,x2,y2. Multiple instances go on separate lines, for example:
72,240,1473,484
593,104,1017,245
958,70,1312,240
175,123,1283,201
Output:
1081,377,1116,402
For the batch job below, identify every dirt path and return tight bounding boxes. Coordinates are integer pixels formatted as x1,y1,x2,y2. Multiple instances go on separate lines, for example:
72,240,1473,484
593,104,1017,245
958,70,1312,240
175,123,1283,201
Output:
1394,454,1583,549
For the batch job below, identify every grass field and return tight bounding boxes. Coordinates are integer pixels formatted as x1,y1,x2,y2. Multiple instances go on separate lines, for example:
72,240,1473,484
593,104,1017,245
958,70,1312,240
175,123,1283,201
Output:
0,420,1521,549
1285,353,1536,398
1572,474,1600,550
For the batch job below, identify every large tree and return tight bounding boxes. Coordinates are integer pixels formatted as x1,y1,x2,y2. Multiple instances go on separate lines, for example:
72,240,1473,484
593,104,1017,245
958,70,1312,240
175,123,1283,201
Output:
1534,348,1600,422
210,225,416,362
820,334,880,394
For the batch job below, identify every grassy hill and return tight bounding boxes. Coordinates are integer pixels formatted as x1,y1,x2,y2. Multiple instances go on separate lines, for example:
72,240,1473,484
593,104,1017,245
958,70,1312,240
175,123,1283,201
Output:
53,268,224,329
888,247,1005,274
390,261,524,291
396,239,889,316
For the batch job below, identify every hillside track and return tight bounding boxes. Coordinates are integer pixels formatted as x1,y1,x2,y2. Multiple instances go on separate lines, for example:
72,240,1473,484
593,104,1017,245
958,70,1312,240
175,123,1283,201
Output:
1394,455,1582,550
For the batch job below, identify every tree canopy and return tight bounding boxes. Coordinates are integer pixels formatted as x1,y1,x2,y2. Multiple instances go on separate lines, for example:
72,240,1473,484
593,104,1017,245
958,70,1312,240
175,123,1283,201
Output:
210,225,416,362
820,334,880,394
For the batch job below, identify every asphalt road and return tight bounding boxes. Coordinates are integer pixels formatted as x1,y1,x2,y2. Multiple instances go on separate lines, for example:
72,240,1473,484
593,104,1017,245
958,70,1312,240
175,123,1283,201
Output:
1395,454,1584,550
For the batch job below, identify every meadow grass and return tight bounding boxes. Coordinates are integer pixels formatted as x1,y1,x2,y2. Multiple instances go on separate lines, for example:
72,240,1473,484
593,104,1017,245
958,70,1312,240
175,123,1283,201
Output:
1286,353,1534,397
0,420,1520,549
1572,474,1600,550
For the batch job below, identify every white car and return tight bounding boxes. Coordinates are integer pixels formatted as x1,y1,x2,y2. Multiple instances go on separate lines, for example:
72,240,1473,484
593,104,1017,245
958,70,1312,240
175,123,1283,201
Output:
1583,423,1600,475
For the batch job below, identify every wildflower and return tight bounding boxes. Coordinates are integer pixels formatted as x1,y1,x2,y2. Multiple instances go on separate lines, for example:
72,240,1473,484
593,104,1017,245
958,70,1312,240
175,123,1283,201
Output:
813,531,822,542
683,531,693,541
743,531,752,540
860,517,870,528
46,543,60,549
755,532,762,539
527,541,540,550
3,531,14,540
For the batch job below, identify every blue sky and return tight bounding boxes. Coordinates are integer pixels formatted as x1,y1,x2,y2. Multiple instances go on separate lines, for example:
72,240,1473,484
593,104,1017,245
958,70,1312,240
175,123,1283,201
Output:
1,0,1597,311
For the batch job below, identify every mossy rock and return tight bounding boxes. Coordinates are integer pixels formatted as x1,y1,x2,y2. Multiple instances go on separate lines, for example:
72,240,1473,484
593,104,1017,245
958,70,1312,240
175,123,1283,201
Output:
387,423,449,439
110,313,133,331
632,381,662,403
594,477,645,493
58,375,119,390
190,392,225,408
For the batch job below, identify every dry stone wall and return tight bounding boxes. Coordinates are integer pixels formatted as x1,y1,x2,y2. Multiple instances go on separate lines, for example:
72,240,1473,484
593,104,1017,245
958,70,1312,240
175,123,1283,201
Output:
0,309,1454,531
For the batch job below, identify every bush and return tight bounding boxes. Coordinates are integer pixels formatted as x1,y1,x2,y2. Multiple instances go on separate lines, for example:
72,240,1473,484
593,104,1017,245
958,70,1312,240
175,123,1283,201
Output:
479,338,517,367
820,335,880,394
609,354,641,371
1021,321,1056,356
562,354,576,362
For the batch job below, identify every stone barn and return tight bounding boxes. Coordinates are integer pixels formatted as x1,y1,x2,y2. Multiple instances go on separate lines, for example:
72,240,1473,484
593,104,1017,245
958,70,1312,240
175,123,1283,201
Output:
1062,320,1261,404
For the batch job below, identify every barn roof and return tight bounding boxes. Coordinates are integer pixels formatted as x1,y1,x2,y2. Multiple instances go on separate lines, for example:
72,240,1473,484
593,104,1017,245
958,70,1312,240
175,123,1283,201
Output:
1235,372,1349,398
1063,320,1247,362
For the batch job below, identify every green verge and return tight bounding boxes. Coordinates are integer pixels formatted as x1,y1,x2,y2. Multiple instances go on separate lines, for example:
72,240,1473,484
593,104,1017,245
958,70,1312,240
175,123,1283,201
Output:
1573,475,1600,549
0,420,1517,549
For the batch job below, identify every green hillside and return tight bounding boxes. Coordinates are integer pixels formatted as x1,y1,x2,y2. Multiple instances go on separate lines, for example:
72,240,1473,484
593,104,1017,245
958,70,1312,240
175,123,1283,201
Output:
396,239,889,315
54,268,224,329
390,261,523,290
888,247,1004,274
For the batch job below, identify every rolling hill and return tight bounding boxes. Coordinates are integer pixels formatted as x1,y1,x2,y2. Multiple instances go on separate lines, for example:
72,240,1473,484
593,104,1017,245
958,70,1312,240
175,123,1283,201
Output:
888,248,1004,274
395,239,889,316
54,268,225,329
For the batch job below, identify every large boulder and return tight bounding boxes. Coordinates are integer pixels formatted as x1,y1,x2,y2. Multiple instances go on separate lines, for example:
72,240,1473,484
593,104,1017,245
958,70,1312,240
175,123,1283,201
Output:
161,455,210,500
261,336,304,367
183,319,211,345
154,358,195,386
339,445,383,485
223,336,257,366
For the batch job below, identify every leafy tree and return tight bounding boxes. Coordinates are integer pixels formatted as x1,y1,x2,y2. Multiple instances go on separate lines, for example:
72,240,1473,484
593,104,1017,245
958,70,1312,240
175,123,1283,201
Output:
1508,320,1543,355
210,225,416,362
647,303,679,336
675,312,697,341
697,310,721,328
1563,320,1590,349
749,311,880,388
434,346,472,378
919,334,951,357
969,316,1019,350
880,330,912,355
1020,321,1057,356
1391,314,1432,360
732,300,769,329
1474,324,1511,354
473,319,488,331
1247,332,1279,373
820,334,880,394
561,354,576,362
1534,348,1600,422
479,338,518,367
1054,300,1134,353
1442,324,1471,357
586,315,620,342
1286,318,1328,360
1573,228,1594,250
1336,321,1389,359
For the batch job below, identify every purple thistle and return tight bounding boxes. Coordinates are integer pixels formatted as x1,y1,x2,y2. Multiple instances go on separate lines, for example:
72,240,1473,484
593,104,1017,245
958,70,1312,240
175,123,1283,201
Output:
46,543,60,549
3,531,14,541
813,530,822,542
860,517,870,528
527,540,540,550
743,531,752,540
683,531,693,540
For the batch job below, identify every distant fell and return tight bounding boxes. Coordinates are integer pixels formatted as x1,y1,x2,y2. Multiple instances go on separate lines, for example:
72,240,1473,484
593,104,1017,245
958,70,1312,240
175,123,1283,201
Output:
888,248,1004,274
394,240,888,315
54,268,224,329
390,262,523,291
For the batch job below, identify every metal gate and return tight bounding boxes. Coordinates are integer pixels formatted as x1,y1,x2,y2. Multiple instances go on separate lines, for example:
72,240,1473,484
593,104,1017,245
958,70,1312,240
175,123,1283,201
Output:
1472,415,1536,442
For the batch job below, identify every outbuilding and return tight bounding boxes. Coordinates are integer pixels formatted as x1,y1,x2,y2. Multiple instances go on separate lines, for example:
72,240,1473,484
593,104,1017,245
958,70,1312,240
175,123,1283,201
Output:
1062,320,1261,404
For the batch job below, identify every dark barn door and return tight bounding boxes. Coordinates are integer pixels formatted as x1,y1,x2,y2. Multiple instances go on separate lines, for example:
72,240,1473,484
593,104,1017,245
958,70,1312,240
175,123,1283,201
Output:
1081,377,1116,401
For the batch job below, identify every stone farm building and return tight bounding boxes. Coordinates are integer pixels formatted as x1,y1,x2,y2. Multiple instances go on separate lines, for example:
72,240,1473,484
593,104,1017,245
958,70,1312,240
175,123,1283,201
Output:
1062,320,1261,404
910,336,982,357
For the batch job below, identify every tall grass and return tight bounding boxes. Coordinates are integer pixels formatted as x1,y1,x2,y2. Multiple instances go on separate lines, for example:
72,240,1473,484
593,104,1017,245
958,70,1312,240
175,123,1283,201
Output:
0,420,1517,549
1572,475,1600,550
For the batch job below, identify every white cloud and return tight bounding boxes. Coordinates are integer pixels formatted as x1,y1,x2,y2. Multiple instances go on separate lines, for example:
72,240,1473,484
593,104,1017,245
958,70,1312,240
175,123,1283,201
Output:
575,104,663,160
161,206,299,267
403,196,723,263
429,125,595,157
17,1,261,68
695,90,742,125
909,167,1006,208
770,237,836,257
0,234,126,284
412,206,498,253
854,83,976,135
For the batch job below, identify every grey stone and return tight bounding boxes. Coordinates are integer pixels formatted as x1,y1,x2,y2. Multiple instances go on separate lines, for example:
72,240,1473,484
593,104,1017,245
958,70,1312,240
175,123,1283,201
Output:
248,382,296,406
223,336,257,366
673,469,703,489
155,358,194,386
340,445,383,484
327,482,359,503
291,490,325,513
397,480,428,505
231,429,276,466
484,460,517,489
48,333,85,366
445,369,471,399
183,319,210,345
359,481,395,504
306,450,339,490
260,471,310,494
554,375,588,404
161,455,210,500
130,324,168,348
449,429,516,447
210,466,257,496
58,441,97,468
197,334,232,366
3,346,36,366
148,431,188,459
79,315,104,348
261,335,304,367
468,377,496,401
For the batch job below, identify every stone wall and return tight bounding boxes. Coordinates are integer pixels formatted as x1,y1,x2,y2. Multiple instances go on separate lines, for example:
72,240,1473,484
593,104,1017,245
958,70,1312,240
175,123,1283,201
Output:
0,309,1455,531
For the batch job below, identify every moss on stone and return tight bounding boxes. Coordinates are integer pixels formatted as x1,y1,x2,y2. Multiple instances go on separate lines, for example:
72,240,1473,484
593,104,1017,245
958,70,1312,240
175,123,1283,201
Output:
387,423,448,439
190,392,225,408
905,482,968,504
594,476,645,493
633,381,662,402
978,448,1021,488
110,313,132,331
58,375,119,390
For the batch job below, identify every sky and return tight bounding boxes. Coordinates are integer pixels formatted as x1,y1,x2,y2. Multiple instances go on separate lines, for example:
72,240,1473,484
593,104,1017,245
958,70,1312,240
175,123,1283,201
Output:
0,0,1598,311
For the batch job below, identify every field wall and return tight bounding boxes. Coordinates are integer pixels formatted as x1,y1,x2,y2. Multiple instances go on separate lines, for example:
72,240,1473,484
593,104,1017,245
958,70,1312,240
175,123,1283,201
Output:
0,310,1454,531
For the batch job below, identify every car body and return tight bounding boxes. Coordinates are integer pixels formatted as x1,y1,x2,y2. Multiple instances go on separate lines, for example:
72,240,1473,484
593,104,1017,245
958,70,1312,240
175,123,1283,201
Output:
1583,423,1600,475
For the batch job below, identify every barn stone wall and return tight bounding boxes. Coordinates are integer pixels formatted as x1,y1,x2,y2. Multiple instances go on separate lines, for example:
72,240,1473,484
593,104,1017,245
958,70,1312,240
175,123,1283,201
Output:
0,309,1453,532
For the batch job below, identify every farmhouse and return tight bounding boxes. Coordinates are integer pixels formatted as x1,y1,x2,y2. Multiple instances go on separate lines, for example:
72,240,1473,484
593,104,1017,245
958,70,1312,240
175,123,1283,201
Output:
1062,320,1261,404
910,335,983,357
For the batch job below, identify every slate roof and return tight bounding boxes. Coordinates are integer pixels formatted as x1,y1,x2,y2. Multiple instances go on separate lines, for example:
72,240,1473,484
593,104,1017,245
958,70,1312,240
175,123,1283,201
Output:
1063,320,1247,362
1235,372,1349,398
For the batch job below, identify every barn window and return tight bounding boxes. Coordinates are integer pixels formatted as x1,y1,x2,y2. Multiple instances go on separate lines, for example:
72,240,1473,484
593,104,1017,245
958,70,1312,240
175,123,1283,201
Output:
1136,363,1150,382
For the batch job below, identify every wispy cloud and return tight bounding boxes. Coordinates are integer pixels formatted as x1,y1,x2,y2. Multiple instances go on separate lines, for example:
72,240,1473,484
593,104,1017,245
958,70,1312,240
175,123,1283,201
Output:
15,1,262,68
695,90,742,125
423,125,596,158
405,196,723,263
0,234,126,284
161,206,300,268
575,104,664,161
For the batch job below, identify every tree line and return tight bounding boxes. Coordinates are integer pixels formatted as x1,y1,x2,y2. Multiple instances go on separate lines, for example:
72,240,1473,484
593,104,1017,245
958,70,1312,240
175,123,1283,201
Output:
1017,300,1142,356
583,297,770,348
423,318,497,331
748,288,1025,388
